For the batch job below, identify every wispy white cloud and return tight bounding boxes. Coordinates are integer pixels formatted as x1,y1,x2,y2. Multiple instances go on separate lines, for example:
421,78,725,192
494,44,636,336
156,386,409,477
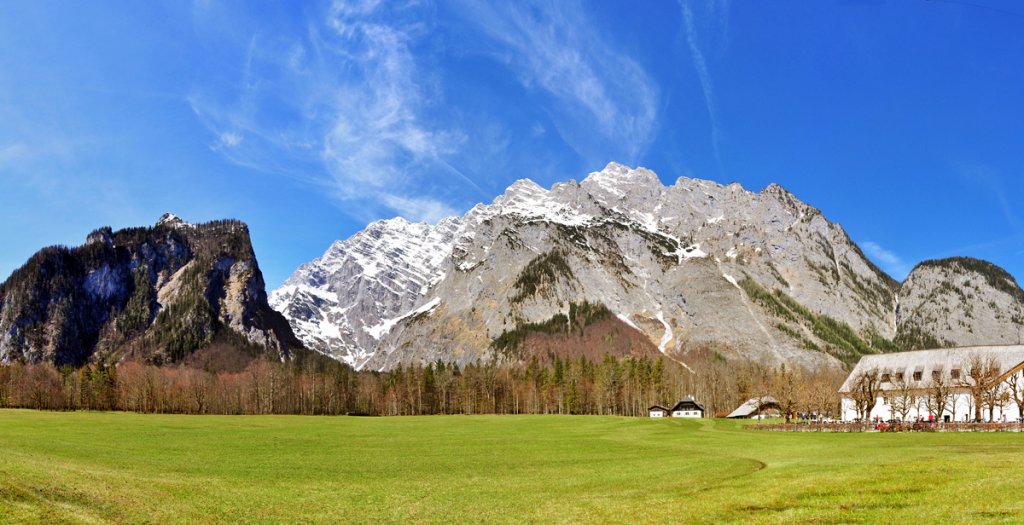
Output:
0,143,29,166
379,194,458,224
679,0,729,174
454,0,659,165
936,234,1024,260
218,131,242,148
862,241,911,279
321,1,474,203
189,1,660,220
188,0,478,223
957,163,1021,232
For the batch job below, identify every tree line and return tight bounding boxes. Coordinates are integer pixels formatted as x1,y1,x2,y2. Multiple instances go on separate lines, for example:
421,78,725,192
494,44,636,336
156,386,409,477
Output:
0,351,847,418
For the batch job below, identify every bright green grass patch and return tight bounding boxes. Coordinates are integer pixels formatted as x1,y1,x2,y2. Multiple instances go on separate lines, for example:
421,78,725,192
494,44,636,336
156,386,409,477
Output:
1,410,1022,524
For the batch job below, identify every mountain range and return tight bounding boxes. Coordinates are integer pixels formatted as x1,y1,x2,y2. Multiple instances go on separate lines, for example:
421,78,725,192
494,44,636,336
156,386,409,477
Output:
270,163,1024,371
4,164,1022,372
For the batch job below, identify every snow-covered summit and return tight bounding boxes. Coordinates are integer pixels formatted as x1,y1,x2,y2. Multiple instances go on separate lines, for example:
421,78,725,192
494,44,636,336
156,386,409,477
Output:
269,214,463,368
155,213,191,229
473,177,591,228
273,163,789,368
274,162,907,372
583,162,662,188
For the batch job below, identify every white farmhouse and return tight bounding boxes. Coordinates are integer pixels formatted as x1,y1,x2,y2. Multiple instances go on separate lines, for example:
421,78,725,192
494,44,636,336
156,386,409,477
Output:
839,345,1024,423
670,397,704,418
648,405,670,418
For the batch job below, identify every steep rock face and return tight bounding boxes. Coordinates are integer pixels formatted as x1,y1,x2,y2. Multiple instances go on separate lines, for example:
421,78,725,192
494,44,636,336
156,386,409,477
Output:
0,214,300,366
278,163,909,371
269,217,462,367
365,164,898,370
491,302,663,364
897,257,1024,350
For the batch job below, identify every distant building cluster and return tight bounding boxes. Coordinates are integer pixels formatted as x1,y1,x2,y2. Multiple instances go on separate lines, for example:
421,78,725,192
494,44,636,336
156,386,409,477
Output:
648,397,705,418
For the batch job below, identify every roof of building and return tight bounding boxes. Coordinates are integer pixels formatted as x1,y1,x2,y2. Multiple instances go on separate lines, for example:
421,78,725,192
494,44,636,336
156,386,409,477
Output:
838,345,1024,393
726,396,780,418
648,405,670,412
671,396,704,412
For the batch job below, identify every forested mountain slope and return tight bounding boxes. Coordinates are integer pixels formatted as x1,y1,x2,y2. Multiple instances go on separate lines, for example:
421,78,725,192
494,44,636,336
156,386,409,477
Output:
0,214,301,366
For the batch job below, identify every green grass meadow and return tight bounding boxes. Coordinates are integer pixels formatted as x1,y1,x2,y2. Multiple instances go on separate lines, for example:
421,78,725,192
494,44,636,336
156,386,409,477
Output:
1,410,1022,524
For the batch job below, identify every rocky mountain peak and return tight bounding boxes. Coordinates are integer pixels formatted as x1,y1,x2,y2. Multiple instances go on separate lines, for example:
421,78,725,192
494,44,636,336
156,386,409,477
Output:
912,257,1022,295
581,163,662,200
492,178,549,208
506,178,546,193
761,182,789,198
86,226,114,247
371,216,410,227
272,162,1020,373
585,162,661,185
269,212,464,367
155,212,187,228
436,215,464,232
759,182,817,219
276,163,895,371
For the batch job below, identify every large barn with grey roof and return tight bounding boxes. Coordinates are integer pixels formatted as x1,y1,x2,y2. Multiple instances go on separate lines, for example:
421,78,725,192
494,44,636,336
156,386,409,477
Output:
839,345,1024,422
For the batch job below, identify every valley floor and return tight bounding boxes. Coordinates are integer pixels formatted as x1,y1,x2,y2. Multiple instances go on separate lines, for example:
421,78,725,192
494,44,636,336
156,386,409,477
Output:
0,410,1022,524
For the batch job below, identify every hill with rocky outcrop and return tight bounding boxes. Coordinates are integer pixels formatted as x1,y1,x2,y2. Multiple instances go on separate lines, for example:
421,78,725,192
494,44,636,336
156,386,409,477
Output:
0,214,301,366
896,257,1024,350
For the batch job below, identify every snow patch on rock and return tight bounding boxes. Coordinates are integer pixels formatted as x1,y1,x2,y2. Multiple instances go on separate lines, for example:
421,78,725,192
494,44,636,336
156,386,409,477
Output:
656,311,673,353
366,297,441,340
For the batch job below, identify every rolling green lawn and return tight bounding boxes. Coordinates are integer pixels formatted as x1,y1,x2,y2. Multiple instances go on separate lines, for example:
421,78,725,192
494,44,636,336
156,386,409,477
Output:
1,410,1022,524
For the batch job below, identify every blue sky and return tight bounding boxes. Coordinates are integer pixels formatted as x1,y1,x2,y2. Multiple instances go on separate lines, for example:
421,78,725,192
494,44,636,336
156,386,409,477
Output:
1,0,1023,289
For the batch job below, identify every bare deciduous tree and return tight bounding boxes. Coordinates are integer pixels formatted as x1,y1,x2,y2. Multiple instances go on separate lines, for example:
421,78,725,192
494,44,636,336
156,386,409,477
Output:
890,372,917,421
806,369,845,420
772,364,799,424
851,367,881,422
962,354,1000,422
1006,370,1024,421
922,370,956,422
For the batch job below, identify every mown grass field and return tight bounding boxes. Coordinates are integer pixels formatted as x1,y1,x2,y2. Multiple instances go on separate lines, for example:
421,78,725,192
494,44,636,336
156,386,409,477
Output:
1,410,1022,524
